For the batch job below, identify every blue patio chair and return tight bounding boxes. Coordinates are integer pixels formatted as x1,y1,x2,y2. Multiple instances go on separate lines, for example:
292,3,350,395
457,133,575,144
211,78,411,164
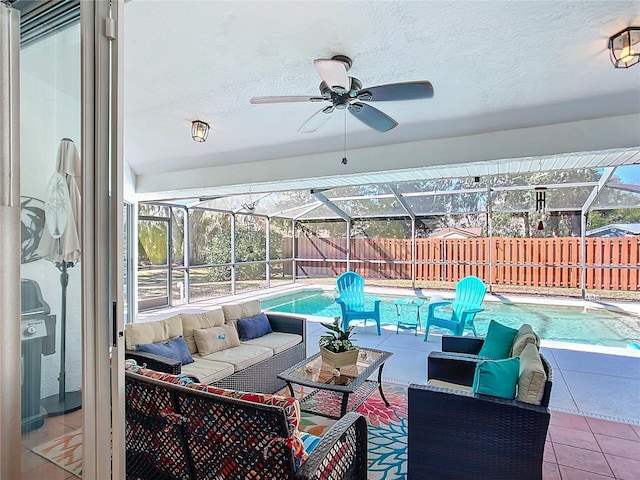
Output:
335,272,382,335
424,276,486,340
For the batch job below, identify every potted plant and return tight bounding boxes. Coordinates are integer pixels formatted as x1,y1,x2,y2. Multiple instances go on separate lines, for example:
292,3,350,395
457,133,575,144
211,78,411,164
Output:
318,317,359,369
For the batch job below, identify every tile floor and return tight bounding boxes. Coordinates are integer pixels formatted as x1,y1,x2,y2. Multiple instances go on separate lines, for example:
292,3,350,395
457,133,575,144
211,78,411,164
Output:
22,301,640,479
21,408,81,479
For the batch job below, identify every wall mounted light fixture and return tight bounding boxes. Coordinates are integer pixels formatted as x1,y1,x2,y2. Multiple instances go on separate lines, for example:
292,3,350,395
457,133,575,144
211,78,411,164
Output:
191,120,210,142
609,27,640,68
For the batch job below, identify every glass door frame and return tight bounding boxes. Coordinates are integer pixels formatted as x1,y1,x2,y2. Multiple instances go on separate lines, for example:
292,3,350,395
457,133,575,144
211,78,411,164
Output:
0,0,124,478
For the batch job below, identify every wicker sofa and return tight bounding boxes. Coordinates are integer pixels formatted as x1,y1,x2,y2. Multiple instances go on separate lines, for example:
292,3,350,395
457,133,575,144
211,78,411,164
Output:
125,299,306,394
125,364,368,480
407,334,553,480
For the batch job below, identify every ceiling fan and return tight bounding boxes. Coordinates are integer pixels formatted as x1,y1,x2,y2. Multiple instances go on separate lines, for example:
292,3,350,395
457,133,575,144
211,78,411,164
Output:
250,55,434,133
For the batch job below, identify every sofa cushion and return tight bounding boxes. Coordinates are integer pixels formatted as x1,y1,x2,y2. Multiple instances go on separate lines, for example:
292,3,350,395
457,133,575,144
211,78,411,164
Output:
189,383,307,465
193,325,240,356
472,357,520,400
197,344,273,371
180,358,235,384
511,323,541,357
517,343,548,405
478,320,519,359
125,315,183,350
222,300,261,328
136,336,194,365
180,308,225,354
427,379,473,392
242,332,303,355
237,313,273,341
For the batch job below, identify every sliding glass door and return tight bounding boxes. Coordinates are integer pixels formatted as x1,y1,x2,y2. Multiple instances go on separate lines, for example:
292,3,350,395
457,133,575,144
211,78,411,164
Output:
1,1,124,478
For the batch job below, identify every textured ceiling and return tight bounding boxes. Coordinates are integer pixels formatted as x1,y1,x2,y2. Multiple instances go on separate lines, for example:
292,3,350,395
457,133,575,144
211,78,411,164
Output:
123,1,640,198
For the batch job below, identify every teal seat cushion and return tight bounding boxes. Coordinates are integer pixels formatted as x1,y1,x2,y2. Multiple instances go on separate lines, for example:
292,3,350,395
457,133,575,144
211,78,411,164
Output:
472,357,520,400
478,320,519,359
297,431,322,469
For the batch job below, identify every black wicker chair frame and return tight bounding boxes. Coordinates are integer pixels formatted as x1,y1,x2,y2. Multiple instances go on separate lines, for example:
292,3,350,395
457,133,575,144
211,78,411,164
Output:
125,312,306,393
407,338,553,480
126,371,368,480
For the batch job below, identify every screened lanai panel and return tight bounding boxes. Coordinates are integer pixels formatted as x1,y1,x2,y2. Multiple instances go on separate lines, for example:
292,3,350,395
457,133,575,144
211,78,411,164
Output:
235,215,266,263
490,186,595,213
404,191,486,215
298,204,343,220
323,184,393,198
259,191,319,216
139,203,169,217
592,187,640,209
395,177,486,194
171,207,185,266
189,209,231,266
332,197,407,218
196,191,320,217
270,218,292,260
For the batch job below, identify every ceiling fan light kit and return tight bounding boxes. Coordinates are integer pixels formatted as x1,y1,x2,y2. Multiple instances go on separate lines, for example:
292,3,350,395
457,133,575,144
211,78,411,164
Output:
191,120,210,142
250,54,434,133
609,27,640,68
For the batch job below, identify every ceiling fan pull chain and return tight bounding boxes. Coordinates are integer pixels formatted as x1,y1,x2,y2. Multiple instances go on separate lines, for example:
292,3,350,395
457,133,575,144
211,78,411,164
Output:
342,110,348,165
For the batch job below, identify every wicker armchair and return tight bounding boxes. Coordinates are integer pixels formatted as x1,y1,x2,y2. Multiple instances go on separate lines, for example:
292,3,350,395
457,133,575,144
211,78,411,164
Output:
407,351,553,480
126,370,368,480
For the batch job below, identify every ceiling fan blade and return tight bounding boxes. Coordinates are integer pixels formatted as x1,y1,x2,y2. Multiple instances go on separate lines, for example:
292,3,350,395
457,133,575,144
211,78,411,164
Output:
314,59,350,92
356,81,434,102
250,95,325,104
348,102,398,132
298,106,335,133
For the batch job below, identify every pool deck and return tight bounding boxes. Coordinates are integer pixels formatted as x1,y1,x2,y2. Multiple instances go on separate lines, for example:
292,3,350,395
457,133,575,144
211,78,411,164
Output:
138,283,640,426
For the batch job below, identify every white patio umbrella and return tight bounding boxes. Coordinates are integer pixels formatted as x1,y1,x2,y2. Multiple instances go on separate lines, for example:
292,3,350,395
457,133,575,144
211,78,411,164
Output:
37,138,82,416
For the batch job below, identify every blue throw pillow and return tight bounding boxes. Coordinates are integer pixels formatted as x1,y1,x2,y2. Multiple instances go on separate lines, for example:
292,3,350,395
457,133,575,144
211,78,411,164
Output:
472,357,520,400
136,336,194,365
237,312,273,341
478,320,519,359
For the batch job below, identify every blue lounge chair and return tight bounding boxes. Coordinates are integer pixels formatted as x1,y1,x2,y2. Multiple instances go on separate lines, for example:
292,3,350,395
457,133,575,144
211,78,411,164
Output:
335,272,382,335
424,276,486,340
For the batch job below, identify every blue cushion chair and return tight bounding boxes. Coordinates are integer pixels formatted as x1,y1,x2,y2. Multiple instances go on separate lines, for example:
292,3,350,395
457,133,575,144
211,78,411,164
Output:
335,271,382,335
424,275,486,340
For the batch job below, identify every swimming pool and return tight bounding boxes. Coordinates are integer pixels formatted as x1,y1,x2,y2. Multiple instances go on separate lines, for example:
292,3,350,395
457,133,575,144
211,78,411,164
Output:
261,290,640,349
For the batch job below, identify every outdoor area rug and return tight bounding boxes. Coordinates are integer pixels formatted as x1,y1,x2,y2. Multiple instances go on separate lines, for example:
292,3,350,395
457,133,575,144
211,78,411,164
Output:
33,384,407,480
288,382,408,480
32,428,83,477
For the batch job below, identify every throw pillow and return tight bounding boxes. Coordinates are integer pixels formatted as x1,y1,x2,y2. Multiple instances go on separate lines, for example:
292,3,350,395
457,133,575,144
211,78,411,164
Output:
478,320,519,359
136,336,194,365
472,357,520,400
237,312,273,341
517,343,548,405
511,323,540,357
193,325,240,356
180,308,225,354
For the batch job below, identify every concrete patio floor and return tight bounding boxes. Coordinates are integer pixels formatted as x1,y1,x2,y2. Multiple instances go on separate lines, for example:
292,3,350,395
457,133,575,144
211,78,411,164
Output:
304,317,640,425
139,286,640,479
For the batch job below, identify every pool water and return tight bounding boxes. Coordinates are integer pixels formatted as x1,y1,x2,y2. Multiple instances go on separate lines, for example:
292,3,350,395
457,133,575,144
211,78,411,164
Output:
261,290,640,349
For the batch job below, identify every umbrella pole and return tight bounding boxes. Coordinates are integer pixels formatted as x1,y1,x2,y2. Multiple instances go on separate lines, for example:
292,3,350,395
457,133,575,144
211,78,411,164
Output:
58,261,68,401
41,261,82,416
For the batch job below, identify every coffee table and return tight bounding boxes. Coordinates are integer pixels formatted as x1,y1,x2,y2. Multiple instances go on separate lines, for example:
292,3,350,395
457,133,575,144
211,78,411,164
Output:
278,347,393,419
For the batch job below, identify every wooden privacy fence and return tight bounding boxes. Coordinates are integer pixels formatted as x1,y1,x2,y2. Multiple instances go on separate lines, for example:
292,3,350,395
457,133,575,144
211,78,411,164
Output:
287,236,640,291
